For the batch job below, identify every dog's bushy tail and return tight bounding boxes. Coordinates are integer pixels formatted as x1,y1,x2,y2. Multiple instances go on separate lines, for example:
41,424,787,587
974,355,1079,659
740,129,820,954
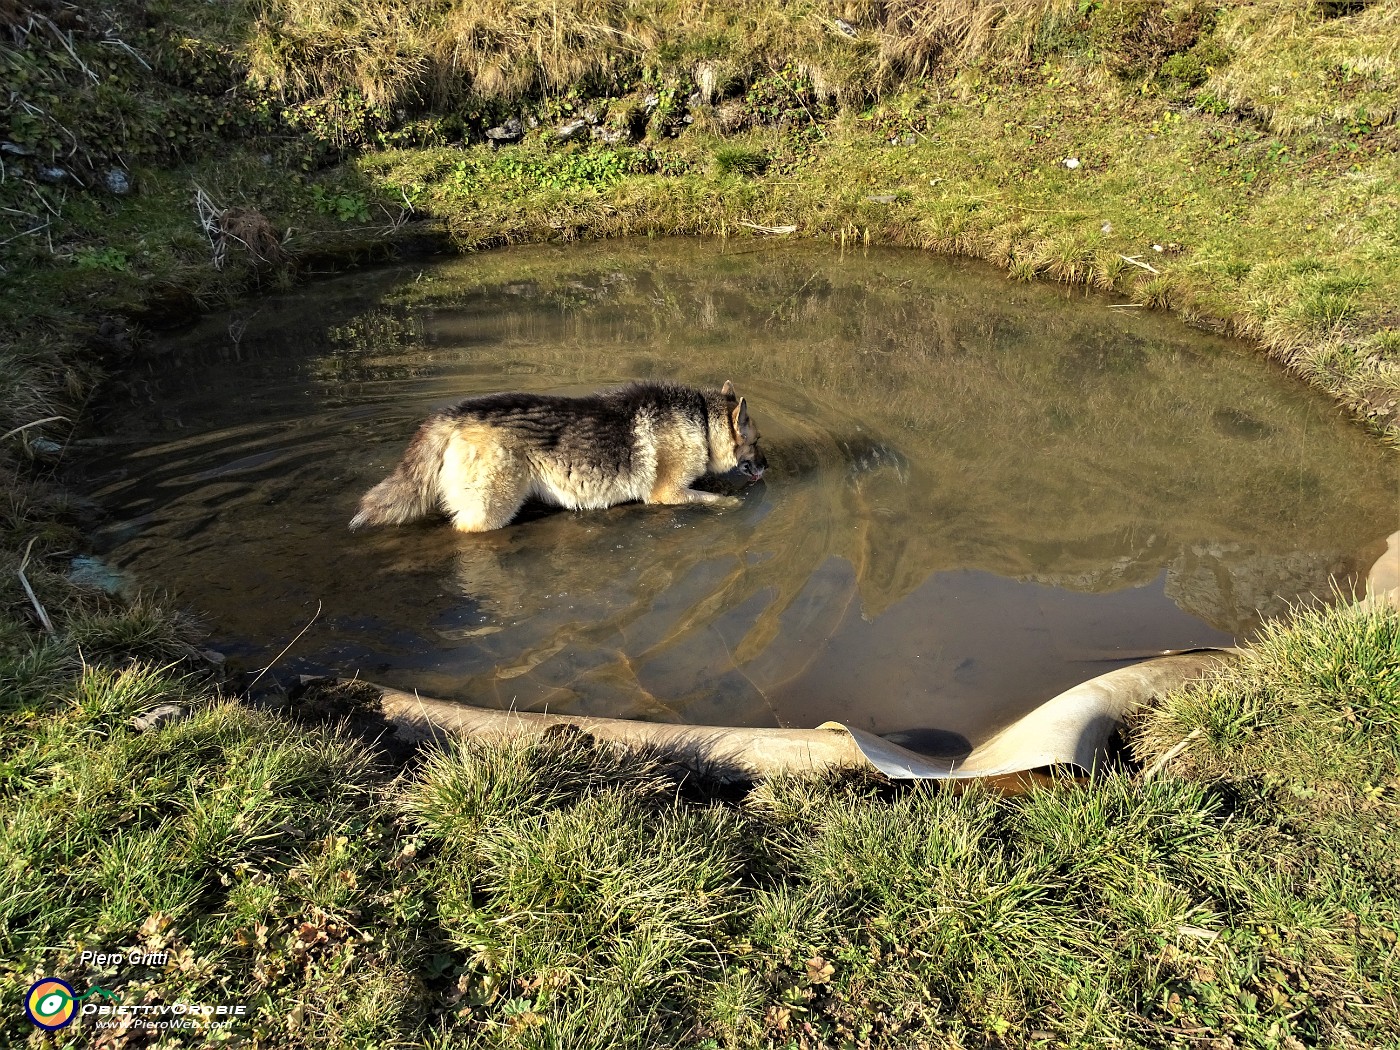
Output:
350,420,451,530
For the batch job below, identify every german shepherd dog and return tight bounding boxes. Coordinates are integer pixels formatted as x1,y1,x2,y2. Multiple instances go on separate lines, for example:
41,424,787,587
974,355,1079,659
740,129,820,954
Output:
351,380,766,533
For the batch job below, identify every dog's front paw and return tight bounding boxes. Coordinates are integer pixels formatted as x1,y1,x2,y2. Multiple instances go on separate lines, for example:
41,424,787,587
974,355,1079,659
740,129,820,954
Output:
678,487,740,507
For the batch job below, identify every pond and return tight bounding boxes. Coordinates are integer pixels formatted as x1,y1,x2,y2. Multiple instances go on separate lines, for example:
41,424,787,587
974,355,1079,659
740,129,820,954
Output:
88,240,1397,755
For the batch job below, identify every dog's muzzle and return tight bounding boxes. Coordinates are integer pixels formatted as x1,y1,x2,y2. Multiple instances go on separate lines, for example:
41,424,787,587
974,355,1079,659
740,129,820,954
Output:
739,446,767,483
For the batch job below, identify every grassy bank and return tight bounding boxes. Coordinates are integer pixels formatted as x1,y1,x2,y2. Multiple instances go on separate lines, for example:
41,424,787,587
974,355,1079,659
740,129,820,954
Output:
4,2,1399,446
2,602,1398,1047
4,1,1398,446
2,1,1398,1046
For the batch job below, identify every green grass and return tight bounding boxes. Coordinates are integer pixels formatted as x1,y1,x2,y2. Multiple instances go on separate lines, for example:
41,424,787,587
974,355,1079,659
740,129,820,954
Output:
2,603,1397,1047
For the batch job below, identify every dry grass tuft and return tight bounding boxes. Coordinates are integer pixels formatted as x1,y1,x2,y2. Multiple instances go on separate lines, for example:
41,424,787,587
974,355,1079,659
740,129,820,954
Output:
1208,0,1400,134
877,0,1067,78
195,185,287,269
241,0,1073,110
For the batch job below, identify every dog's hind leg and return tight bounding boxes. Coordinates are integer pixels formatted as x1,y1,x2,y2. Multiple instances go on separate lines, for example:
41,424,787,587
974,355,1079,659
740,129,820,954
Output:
439,431,530,533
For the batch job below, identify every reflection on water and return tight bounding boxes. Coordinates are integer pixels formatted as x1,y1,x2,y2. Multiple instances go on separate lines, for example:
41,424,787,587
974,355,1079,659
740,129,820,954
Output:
89,240,1398,750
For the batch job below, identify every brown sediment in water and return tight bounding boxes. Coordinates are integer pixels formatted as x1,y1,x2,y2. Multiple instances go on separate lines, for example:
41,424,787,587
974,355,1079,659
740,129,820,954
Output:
375,528,1400,783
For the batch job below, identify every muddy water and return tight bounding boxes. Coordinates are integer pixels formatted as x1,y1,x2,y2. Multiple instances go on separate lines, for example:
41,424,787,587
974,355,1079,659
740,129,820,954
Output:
89,241,1397,753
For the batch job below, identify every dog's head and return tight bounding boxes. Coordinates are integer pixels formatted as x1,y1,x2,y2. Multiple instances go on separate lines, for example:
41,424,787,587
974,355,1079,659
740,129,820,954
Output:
720,379,766,482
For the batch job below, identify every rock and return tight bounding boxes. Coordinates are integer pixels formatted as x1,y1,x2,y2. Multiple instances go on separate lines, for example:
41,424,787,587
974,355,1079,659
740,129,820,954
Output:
37,166,68,183
695,62,720,103
834,18,857,36
131,704,186,733
555,118,588,142
92,317,133,355
29,437,63,458
641,93,660,115
67,556,127,595
485,116,523,142
591,125,627,144
866,194,899,204
104,169,132,194
198,648,227,667
2,141,34,156
583,106,606,125
1063,157,1081,169
687,91,703,108
525,115,539,129
713,101,749,134
902,133,917,145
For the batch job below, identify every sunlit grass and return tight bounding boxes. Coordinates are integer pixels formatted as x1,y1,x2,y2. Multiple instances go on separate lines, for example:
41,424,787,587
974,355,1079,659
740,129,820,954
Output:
0,604,1395,1046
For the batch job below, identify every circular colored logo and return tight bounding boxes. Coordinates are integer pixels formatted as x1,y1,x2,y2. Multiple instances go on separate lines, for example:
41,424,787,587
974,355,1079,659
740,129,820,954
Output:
26,978,77,1030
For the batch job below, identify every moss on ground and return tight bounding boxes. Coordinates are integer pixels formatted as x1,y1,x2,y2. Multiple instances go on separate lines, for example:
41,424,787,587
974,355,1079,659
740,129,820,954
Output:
2,1,1398,1045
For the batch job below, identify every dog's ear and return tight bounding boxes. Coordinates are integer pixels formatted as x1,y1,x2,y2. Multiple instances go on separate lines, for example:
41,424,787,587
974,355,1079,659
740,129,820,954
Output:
720,379,735,398
732,396,750,431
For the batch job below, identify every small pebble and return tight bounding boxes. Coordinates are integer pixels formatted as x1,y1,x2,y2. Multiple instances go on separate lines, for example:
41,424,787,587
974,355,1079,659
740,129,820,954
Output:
29,437,62,457
104,169,132,195
131,704,186,733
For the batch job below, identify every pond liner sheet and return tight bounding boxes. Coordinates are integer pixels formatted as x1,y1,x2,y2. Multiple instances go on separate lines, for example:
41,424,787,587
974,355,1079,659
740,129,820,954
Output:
375,531,1400,782
376,650,1236,781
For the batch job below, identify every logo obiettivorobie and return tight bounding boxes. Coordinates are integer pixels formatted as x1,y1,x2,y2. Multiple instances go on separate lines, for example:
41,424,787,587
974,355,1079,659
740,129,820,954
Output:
24,979,119,1030
25,978,77,1030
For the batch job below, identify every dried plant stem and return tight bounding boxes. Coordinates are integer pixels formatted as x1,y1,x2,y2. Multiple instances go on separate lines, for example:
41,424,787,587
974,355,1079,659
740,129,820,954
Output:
17,537,55,634
247,600,323,691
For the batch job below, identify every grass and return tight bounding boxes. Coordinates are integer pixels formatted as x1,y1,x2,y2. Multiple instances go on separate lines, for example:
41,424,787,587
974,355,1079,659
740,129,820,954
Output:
235,0,1069,112
1,603,1397,1047
10,3,1397,446
0,0,1397,1045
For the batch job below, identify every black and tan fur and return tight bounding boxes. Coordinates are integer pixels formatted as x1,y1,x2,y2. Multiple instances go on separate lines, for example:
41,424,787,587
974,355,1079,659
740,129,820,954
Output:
351,380,766,533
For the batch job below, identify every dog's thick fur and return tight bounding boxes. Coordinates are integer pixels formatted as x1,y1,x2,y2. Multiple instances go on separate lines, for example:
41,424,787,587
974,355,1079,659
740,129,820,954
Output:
351,380,766,533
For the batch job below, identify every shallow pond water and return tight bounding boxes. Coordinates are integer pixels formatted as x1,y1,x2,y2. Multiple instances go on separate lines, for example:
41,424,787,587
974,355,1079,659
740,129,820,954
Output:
89,240,1397,753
